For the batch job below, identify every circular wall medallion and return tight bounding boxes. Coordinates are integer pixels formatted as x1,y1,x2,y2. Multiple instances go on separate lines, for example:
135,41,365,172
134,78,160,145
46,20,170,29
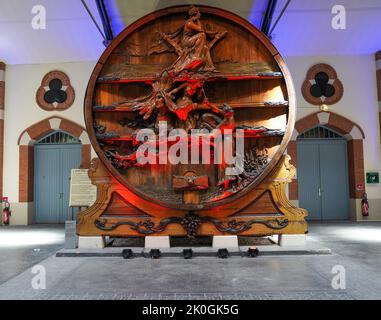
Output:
36,70,75,111
301,63,343,105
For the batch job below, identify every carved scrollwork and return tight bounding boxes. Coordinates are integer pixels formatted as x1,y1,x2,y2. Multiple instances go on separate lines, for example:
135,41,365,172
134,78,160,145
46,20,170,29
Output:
275,154,295,182
94,217,182,234
202,216,288,233
94,212,288,237
89,158,100,175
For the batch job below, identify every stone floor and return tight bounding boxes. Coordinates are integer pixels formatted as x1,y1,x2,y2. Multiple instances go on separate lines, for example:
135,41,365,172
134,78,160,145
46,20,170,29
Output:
0,221,381,300
0,225,64,285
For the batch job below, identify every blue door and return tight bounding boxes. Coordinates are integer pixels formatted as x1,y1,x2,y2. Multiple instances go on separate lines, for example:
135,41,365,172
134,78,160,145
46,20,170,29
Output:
297,126,349,220
34,146,62,223
296,142,321,220
319,141,349,220
34,132,81,223
61,146,82,221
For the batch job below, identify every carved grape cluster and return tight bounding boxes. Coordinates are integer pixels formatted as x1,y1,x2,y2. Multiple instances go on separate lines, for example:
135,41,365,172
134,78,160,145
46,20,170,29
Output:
181,212,201,239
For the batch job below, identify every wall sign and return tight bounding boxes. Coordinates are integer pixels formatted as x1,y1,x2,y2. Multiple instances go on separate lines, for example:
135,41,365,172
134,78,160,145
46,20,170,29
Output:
69,169,97,207
366,172,379,184
36,70,75,111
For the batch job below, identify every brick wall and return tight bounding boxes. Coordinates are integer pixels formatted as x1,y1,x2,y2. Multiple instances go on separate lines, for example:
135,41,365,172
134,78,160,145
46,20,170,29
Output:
376,51,381,143
0,62,5,199
19,146,34,202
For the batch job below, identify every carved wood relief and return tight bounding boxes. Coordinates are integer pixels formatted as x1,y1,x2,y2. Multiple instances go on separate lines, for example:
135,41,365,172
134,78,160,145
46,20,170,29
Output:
78,5,307,238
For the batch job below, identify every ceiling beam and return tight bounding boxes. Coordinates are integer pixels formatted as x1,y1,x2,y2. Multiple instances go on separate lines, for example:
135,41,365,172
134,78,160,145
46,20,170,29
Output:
269,0,292,38
261,0,278,36
95,0,114,46
81,0,106,41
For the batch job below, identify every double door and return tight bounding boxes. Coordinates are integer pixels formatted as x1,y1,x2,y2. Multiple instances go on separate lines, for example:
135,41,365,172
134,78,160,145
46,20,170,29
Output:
34,144,81,223
297,139,349,220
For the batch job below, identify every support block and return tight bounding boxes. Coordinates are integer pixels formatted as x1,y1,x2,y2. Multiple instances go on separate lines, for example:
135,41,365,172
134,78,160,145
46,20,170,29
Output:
145,236,170,249
279,234,306,246
65,220,78,249
78,236,105,249
212,235,238,249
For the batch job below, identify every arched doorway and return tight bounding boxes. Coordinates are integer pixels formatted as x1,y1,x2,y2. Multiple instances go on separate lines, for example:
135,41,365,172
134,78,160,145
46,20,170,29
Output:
287,111,366,221
17,116,92,224
297,125,349,220
34,131,81,223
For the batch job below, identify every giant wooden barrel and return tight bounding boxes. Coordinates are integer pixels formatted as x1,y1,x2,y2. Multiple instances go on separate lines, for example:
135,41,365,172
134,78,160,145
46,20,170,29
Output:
84,5,295,216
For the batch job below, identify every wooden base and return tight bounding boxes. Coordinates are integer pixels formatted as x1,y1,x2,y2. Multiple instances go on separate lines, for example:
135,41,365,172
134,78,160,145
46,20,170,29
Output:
77,155,308,237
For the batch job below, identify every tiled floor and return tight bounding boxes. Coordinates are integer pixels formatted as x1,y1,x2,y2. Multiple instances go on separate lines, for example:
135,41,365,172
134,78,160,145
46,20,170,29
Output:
1,221,381,300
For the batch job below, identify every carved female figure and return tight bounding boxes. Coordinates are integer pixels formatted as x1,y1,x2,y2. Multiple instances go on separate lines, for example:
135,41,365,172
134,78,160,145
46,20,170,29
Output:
150,6,227,74
171,6,215,73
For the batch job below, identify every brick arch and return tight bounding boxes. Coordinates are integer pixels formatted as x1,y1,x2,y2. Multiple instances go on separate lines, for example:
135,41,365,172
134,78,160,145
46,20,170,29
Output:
292,111,365,140
17,116,91,203
288,111,366,211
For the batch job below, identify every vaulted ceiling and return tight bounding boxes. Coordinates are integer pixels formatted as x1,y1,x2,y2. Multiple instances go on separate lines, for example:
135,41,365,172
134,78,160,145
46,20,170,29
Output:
1,0,380,64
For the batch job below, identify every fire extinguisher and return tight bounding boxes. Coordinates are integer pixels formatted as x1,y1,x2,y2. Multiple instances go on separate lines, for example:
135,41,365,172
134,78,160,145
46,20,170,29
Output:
361,192,369,217
2,198,11,225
